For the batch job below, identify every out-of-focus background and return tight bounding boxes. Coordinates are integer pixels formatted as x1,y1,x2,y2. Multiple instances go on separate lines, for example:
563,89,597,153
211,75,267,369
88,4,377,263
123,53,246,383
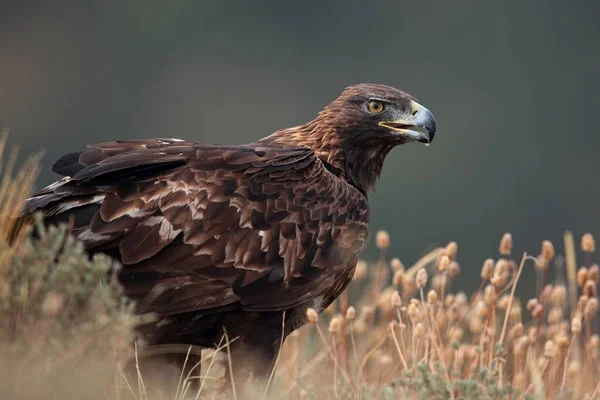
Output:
1,1,599,292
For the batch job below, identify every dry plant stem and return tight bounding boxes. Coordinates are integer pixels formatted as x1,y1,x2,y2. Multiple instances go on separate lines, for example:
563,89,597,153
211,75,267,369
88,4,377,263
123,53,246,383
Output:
424,295,454,397
196,335,228,398
498,253,528,346
284,350,329,394
373,249,387,300
487,307,496,376
119,368,140,400
523,358,550,398
174,346,192,400
560,335,577,393
134,343,149,400
471,280,485,305
591,378,600,399
332,335,339,398
264,311,286,396
564,231,578,312
314,324,352,385
390,323,409,370
338,290,349,373
395,309,409,357
359,333,388,379
222,328,238,400
348,320,364,382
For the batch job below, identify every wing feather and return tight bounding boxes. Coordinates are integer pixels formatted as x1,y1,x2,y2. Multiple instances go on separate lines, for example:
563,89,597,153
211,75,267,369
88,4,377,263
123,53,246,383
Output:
23,138,369,315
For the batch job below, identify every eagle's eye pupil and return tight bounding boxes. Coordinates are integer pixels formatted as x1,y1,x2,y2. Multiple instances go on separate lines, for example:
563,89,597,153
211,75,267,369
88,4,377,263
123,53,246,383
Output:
367,101,384,114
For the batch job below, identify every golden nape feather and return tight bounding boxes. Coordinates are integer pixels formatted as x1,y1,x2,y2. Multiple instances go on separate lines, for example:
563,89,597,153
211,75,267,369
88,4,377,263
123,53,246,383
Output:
21,83,436,387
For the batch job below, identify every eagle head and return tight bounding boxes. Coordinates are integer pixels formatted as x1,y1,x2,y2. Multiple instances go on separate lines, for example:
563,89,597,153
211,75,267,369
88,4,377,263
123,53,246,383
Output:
264,83,437,191
326,83,436,146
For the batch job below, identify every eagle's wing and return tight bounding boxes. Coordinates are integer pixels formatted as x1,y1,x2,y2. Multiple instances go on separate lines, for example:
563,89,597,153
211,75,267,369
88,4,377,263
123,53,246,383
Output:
24,139,369,315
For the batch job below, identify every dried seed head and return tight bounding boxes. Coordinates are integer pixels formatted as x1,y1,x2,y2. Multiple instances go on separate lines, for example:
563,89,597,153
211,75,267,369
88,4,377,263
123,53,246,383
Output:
474,300,488,319
354,260,368,280
469,318,483,335
376,230,391,249
494,259,508,277
513,336,529,356
544,340,556,358
306,308,319,324
481,259,494,281
413,322,425,337
548,307,564,324
509,303,522,321
391,291,402,308
431,274,447,292
444,241,458,260
455,292,468,307
577,267,589,287
416,268,428,289
346,306,356,321
427,290,438,305
392,270,404,288
571,312,582,334
588,264,600,283
581,233,596,253
526,298,539,311
541,240,555,262
390,257,404,272
402,275,415,297
509,323,524,340
567,360,581,376
555,333,570,349
491,259,508,287
540,284,553,305
407,302,419,319
438,255,450,273
328,315,341,333
536,356,546,370
532,304,544,319
550,285,567,307
42,292,65,317
589,334,600,351
449,261,460,277
490,274,506,288
379,354,393,366
448,326,464,342
497,294,511,310
499,233,513,256
483,285,496,306
528,326,540,343
584,280,597,297
584,297,598,321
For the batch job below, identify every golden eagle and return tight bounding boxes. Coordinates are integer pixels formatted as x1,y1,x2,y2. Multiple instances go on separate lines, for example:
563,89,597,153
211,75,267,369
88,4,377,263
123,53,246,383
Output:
22,83,436,384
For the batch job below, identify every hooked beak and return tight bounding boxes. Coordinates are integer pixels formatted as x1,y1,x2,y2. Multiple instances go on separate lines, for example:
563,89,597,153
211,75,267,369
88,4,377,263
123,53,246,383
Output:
379,101,436,144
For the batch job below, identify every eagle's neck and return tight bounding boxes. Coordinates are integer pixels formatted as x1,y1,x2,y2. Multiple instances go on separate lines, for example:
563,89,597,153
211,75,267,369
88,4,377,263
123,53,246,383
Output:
259,120,391,192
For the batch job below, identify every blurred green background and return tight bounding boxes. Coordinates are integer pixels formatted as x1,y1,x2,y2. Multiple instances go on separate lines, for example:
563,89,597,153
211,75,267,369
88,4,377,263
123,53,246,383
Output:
1,1,599,292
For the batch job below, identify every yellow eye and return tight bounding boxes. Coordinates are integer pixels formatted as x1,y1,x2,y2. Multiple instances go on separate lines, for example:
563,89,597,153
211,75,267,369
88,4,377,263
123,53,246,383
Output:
367,101,385,114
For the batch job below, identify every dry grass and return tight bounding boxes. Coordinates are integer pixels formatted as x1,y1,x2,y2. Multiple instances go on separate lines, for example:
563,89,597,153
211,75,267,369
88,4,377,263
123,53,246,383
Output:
0,140,598,399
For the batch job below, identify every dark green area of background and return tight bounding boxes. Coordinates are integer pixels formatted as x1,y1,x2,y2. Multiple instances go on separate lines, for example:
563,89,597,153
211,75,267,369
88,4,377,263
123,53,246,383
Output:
1,1,599,294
